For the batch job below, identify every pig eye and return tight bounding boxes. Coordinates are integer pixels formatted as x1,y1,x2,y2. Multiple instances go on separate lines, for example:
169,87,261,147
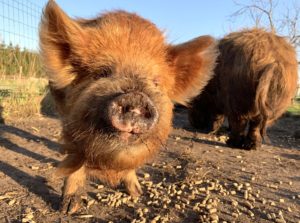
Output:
93,67,112,79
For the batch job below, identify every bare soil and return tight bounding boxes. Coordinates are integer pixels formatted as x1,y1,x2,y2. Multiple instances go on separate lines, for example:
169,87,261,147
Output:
0,109,299,223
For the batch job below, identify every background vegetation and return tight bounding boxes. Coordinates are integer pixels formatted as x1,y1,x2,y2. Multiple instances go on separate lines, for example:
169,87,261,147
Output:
0,44,48,119
0,43,43,77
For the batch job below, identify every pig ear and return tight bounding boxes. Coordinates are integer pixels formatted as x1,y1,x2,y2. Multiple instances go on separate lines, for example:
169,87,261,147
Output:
39,1,87,88
167,36,218,105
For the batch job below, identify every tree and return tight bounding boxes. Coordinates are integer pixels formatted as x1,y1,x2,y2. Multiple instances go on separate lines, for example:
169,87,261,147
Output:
231,0,300,49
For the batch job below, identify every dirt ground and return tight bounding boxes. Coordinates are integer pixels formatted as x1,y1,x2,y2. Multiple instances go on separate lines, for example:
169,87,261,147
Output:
0,109,299,223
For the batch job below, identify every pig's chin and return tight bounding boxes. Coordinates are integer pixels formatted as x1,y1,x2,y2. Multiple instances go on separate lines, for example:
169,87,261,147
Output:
118,131,141,144
106,129,151,146
82,130,157,170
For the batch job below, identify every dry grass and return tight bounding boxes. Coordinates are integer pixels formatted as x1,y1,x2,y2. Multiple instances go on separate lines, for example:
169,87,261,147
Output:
0,77,48,119
0,44,50,119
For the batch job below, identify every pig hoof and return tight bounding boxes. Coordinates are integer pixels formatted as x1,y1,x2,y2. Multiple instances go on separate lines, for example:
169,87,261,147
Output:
226,137,243,149
242,138,259,150
61,194,81,214
126,180,143,197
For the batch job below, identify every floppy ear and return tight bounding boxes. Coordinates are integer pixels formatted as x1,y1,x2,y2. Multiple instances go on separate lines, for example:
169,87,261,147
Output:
39,1,88,88
167,36,218,105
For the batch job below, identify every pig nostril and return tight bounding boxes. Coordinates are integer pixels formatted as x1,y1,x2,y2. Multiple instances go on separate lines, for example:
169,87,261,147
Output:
145,111,152,119
122,105,130,114
144,106,153,119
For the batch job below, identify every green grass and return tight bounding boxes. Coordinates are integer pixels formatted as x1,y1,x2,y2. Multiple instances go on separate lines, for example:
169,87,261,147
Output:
286,98,300,116
0,43,43,78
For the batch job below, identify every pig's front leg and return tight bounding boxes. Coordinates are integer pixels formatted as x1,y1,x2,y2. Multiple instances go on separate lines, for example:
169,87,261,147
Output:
61,165,86,214
123,169,142,197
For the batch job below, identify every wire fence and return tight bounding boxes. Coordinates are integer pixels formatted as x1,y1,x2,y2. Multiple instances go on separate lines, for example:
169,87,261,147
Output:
0,0,44,77
0,0,43,51
0,1,299,95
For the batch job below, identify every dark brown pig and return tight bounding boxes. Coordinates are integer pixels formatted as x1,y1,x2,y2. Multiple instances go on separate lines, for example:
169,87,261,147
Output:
189,29,298,150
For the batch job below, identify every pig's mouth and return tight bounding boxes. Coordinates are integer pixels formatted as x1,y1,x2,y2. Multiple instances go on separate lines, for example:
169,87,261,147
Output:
118,131,141,143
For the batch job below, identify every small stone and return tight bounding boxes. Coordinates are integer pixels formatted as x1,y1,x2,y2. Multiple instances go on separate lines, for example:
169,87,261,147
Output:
177,190,182,195
210,214,219,221
271,213,277,219
175,204,181,210
245,201,254,209
77,214,94,219
152,215,160,222
232,212,239,218
248,210,254,217
144,173,150,179
25,213,34,220
267,214,272,220
97,185,104,189
206,204,213,210
208,208,217,214
30,166,39,170
8,199,16,206
275,218,286,223
87,199,95,207
231,200,238,207
195,180,203,185
279,199,285,203
244,191,249,200
270,184,278,189
198,187,206,191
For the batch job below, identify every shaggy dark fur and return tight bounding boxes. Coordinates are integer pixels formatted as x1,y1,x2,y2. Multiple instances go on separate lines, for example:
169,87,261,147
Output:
189,28,298,150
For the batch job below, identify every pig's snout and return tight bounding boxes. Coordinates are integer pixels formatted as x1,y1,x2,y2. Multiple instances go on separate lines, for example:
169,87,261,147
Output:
108,92,159,134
